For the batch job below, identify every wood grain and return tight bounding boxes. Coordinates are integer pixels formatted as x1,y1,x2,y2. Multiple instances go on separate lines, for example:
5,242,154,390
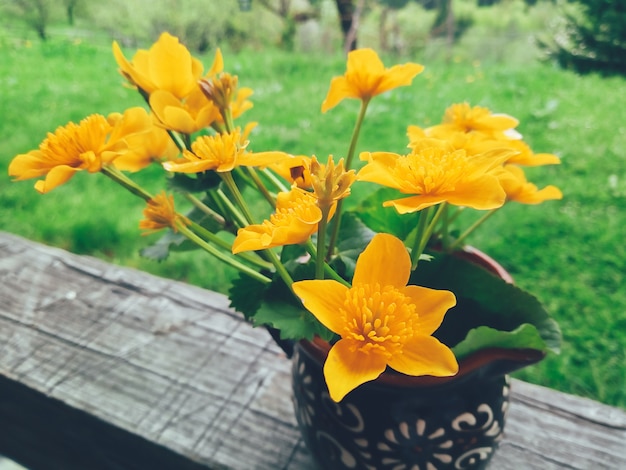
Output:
0,231,624,469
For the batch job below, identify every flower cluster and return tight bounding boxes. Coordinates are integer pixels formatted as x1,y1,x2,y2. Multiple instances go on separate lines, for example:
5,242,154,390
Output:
9,33,562,402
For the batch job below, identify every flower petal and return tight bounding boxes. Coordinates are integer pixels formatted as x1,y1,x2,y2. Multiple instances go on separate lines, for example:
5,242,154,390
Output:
34,165,80,194
292,280,348,334
403,285,456,335
321,76,354,112
324,338,388,402
383,195,448,214
387,335,458,377
375,62,424,95
352,233,410,288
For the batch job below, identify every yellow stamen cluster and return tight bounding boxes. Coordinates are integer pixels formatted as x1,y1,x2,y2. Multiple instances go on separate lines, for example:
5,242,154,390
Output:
342,283,417,359
270,188,320,227
199,72,239,111
395,148,468,195
42,115,111,172
310,156,356,208
139,191,190,234
165,130,247,173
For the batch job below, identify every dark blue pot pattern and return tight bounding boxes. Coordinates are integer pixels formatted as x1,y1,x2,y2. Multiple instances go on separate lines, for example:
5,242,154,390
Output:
292,340,543,470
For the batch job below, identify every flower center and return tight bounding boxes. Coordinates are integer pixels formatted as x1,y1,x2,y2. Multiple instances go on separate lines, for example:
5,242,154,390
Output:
271,188,321,226
39,115,110,172
341,283,418,358
393,147,468,195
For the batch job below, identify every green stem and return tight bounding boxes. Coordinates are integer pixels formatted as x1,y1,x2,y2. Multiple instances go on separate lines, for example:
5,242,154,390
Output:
215,188,248,228
441,203,451,252
450,208,500,251
315,208,330,279
325,99,371,260
221,172,256,225
265,248,295,290
411,206,433,270
188,220,273,271
177,222,271,284
246,167,276,208
261,167,289,193
305,240,350,287
183,193,226,226
101,165,152,202
345,98,370,171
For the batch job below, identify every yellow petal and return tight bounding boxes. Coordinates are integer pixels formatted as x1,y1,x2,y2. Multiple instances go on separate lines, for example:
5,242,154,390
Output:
34,165,80,193
387,336,458,377
150,32,202,98
321,76,353,112
375,62,425,95
383,195,448,214
8,151,49,180
356,153,403,189
324,338,388,402
403,285,456,335
292,280,349,334
352,233,410,288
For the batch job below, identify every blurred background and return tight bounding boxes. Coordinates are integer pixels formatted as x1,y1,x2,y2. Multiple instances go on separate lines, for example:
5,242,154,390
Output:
0,1,624,467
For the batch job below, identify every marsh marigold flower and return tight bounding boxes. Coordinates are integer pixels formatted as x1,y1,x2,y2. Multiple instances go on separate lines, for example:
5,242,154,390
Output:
434,102,521,140
498,165,563,205
148,48,225,134
113,32,207,99
107,109,179,171
163,129,287,174
150,87,221,135
358,147,510,213
139,191,190,234
8,107,150,193
309,156,356,208
232,187,325,253
321,48,424,112
292,233,458,402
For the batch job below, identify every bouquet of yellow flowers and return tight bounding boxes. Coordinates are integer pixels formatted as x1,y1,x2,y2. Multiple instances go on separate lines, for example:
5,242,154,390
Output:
9,33,562,404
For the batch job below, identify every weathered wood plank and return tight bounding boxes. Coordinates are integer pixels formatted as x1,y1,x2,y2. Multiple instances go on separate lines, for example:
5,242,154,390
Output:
0,231,624,470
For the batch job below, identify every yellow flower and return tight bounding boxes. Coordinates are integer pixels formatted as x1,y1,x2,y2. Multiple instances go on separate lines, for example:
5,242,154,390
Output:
498,165,563,204
139,191,190,234
434,102,521,140
232,187,323,253
321,48,424,112
270,155,314,189
292,233,458,402
111,116,180,172
503,140,562,167
227,87,254,121
358,147,509,213
149,86,221,135
112,32,206,99
163,130,288,173
8,107,149,193
309,156,356,208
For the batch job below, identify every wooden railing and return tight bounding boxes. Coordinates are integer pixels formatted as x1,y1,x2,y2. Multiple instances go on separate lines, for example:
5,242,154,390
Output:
0,231,624,470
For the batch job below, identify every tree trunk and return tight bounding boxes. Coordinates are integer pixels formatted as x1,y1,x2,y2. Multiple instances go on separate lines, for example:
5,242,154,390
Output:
334,0,357,52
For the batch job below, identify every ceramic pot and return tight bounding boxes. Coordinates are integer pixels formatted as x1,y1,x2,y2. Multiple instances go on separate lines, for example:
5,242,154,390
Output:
291,248,545,470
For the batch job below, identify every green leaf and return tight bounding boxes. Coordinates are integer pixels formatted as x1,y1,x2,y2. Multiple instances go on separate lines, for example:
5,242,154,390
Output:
410,251,562,354
351,187,415,240
253,298,334,342
228,273,268,320
452,324,547,360
140,230,195,261
168,172,221,193
331,212,376,280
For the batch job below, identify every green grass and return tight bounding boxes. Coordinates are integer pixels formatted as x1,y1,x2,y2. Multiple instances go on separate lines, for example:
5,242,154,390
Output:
1,35,625,409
